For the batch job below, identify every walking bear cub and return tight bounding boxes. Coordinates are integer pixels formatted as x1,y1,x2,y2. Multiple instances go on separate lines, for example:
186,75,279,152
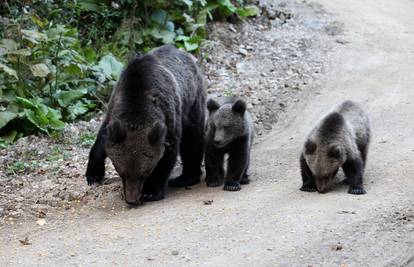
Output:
300,100,371,194
85,45,206,205
205,97,254,191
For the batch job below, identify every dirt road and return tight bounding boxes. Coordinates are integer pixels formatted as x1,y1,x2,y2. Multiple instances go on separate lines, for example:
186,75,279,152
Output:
1,0,414,266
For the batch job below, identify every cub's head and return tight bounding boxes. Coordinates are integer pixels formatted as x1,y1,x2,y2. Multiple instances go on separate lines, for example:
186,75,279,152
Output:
105,119,166,205
207,98,247,148
303,139,346,193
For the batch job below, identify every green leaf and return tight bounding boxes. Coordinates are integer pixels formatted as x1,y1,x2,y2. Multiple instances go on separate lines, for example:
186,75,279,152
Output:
65,64,83,76
236,5,260,17
151,10,169,25
66,101,89,121
217,0,236,13
184,41,199,51
78,0,102,12
1,39,18,51
0,63,18,79
181,0,193,8
83,47,97,63
7,49,31,56
31,14,48,29
97,54,123,79
0,111,18,129
148,28,176,44
21,30,47,44
30,63,50,77
56,89,88,107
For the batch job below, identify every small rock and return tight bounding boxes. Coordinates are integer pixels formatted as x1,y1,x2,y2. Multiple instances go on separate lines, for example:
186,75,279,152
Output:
203,200,213,205
239,48,248,56
171,250,179,256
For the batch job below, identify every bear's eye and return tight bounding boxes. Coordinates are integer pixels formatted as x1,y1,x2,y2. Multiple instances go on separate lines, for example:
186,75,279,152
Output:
142,152,152,158
223,125,231,131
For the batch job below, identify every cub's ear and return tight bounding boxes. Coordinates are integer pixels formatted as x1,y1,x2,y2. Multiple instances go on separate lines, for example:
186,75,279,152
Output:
207,99,220,113
107,119,127,144
148,122,166,146
232,99,246,115
327,145,342,159
304,140,316,154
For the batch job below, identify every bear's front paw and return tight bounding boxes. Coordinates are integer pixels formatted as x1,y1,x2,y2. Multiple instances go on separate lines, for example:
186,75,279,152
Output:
206,178,223,187
140,192,165,202
348,186,366,195
240,175,250,185
300,184,317,192
86,176,103,186
168,175,200,187
223,182,241,191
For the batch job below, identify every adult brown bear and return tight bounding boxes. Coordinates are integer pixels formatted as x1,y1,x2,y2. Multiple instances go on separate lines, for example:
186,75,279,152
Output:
86,45,206,205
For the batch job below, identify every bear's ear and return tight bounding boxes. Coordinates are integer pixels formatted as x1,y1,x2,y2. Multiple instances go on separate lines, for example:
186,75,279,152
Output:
207,99,220,113
107,119,127,144
232,99,246,115
327,145,342,159
304,140,316,154
148,122,166,146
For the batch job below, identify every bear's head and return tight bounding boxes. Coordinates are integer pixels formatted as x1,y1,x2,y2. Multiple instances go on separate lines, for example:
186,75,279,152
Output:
105,119,166,205
207,98,247,148
303,139,346,193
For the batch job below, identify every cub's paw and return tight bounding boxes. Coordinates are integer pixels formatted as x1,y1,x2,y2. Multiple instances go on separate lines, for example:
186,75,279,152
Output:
223,182,241,191
348,186,366,195
300,185,317,192
168,175,200,188
86,176,103,186
206,178,223,187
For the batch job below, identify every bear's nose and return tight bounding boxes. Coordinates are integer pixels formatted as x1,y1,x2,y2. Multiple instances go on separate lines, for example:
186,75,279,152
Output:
213,140,224,147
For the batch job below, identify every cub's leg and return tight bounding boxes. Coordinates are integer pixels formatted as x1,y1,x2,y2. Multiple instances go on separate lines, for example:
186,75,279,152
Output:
299,153,317,192
343,157,366,194
224,138,249,191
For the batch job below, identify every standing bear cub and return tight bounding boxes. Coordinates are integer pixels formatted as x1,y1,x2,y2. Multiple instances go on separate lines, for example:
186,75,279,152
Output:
86,45,206,205
300,100,371,194
205,97,254,191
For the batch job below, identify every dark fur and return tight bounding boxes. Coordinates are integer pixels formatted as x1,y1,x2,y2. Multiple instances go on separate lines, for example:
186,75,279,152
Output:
86,45,206,205
204,97,254,191
300,100,370,195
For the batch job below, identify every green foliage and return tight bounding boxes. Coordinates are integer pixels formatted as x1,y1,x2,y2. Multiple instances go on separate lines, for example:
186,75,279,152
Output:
0,0,259,142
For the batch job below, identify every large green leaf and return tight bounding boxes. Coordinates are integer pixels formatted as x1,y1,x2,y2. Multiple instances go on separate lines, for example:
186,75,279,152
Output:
97,54,123,79
0,63,18,79
0,111,18,129
30,63,50,77
56,89,88,107
21,30,47,44
236,5,260,17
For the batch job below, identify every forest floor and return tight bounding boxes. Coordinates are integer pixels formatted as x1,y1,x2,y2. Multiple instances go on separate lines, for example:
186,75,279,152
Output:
1,0,414,266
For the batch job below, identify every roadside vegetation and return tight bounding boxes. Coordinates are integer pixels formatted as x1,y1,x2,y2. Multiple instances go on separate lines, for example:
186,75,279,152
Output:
0,0,258,147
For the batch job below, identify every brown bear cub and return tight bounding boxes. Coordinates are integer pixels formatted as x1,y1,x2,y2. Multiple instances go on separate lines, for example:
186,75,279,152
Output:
85,45,206,205
300,100,371,194
205,97,254,191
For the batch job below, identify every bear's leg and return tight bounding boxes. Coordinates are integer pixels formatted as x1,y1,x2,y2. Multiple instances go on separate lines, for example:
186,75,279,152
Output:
141,145,178,201
240,166,250,185
169,103,205,187
224,140,249,191
343,157,366,195
299,153,317,192
86,123,108,185
205,147,225,187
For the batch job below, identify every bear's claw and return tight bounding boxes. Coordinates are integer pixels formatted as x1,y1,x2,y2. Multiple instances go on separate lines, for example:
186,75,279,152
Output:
300,185,317,192
223,182,241,191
